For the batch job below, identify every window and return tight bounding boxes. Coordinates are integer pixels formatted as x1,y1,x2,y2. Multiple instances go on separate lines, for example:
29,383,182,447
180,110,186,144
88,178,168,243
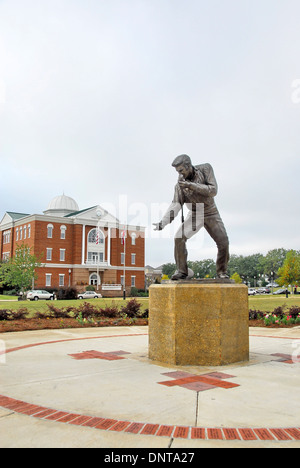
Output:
46,248,52,261
87,252,104,264
131,276,136,287
59,274,65,287
47,224,53,238
28,224,31,238
131,254,136,265
24,225,27,239
131,233,136,245
2,252,10,262
45,274,52,287
60,225,66,239
20,227,22,240
90,273,99,286
88,228,104,244
121,253,125,264
16,228,19,241
86,228,105,265
60,249,66,262
3,231,11,244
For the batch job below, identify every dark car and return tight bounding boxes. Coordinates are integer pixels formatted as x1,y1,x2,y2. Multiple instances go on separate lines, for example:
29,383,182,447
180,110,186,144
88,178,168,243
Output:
273,288,290,295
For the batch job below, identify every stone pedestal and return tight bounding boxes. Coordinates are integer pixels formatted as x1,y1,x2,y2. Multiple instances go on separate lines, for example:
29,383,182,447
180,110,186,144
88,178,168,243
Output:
149,282,249,366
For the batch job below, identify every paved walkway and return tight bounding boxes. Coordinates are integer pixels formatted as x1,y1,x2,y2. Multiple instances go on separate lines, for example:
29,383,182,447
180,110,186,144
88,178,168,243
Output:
0,325,300,448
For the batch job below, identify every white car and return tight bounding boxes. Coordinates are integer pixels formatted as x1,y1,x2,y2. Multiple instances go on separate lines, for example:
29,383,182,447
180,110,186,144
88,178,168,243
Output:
27,290,54,301
248,288,257,296
77,291,102,300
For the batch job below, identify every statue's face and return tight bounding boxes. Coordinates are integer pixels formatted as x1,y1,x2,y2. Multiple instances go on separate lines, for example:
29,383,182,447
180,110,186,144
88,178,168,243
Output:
175,163,193,180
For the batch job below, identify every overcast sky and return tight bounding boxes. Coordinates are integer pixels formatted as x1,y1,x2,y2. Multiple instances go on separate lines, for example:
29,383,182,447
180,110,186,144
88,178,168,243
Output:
0,0,300,266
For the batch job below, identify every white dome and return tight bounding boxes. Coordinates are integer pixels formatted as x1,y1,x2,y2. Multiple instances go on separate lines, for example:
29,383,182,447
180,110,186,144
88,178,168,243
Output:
44,194,79,217
47,194,79,212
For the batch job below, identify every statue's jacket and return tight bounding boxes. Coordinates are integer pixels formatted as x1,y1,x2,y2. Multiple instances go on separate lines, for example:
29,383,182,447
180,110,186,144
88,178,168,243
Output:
161,163,221,228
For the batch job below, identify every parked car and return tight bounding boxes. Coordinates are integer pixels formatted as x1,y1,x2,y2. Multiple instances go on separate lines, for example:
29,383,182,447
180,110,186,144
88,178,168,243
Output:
256,287,271,294
273,288,290,295
77,291,102,300
266,283,279,289
27,290,54,301
248,288,257,296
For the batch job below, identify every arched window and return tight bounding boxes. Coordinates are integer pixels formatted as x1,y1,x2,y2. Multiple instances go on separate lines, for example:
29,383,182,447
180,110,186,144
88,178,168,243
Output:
88,228,104,244
47,224,53,238
60,225,67,239
90,273,100,286
86,228,105,265
131,233,137,245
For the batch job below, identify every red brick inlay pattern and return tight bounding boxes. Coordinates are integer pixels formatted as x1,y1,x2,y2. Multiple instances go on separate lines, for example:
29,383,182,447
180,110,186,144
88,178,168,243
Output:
1,332,299,443
271,353,300,364
68,350,131,361
0,395,299,442
158,371,239,392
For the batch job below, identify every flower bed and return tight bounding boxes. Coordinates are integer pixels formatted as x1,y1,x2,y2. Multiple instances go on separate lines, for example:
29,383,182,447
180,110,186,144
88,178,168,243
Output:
249,305,300,327
1,301,300,333
0,299,148,333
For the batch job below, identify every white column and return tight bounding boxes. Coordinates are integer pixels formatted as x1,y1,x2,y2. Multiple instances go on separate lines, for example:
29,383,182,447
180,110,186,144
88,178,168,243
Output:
107,227,111,265
81,224,86,265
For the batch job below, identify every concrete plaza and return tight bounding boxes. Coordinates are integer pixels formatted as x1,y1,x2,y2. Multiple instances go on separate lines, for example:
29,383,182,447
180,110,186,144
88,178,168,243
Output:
0,325,299,448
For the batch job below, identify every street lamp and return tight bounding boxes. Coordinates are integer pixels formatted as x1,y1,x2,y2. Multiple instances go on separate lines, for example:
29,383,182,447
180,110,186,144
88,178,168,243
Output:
271,272,274,295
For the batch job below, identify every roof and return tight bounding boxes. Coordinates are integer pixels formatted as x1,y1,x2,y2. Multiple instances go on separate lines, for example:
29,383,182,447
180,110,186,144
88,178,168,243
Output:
46,194,79,212
6,212,30,220
64,206,97,217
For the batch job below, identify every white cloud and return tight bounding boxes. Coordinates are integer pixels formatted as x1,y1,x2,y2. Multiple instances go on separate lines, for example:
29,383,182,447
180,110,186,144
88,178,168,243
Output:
1,0,300,266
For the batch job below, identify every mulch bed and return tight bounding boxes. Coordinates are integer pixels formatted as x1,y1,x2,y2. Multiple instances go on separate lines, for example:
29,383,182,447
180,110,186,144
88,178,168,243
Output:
248,319,299,328
0,319,299,333
0,318,149,333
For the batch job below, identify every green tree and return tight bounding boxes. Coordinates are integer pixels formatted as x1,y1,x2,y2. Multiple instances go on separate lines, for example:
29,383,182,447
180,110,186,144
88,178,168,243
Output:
1,244,41,297
231,272,243,284
188,259,216,278
263,248,288,279
228,253,264,286
277,250,300,290
162,263,176,277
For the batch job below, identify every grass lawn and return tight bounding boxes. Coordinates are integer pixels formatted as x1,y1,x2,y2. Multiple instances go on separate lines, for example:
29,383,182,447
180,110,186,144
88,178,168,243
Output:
0,295,18,301
248,294,300,312
1,294,300,315
0,297,149,317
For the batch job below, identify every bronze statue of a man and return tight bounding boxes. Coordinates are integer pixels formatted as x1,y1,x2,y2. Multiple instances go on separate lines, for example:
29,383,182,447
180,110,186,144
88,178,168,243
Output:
153,154,230,280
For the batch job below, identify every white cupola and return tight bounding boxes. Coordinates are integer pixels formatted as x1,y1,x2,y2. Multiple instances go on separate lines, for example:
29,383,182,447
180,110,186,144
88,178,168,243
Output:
43,194,79,217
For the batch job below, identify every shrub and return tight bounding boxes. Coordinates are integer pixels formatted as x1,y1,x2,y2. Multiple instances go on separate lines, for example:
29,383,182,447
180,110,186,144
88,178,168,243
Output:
35,311,50,319
130,287,139,297
272,306,286,319
140,308,149,318
56,287,78,300
0,309,12,321
46,304,72,319
99,305,120,318
249,309,265,320
120,298,142,318
10,308,29,320
74,301,99,319
287,306,300,319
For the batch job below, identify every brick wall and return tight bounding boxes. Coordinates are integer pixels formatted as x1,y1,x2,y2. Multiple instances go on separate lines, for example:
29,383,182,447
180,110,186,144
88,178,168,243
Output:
1,216,145,294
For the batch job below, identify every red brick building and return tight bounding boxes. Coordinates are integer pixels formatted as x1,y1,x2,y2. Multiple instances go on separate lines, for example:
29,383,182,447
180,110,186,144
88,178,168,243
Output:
0,195,145,296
